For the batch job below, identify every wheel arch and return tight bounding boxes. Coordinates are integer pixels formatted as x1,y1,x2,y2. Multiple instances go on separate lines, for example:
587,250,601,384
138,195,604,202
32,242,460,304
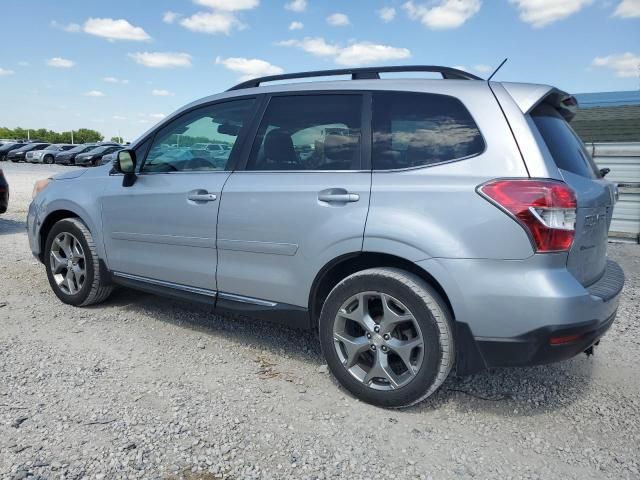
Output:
308,251,455,329
38,205,104,263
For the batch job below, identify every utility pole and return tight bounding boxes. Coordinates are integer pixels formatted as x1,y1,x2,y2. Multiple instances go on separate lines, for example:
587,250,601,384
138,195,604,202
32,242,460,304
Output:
71,130,74,145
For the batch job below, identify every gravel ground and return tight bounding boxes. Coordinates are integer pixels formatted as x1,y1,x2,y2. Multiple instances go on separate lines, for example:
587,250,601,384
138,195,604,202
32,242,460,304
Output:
1,161,639,480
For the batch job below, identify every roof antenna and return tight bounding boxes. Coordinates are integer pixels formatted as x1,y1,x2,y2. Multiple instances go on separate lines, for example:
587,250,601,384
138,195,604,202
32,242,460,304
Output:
487,58,508,82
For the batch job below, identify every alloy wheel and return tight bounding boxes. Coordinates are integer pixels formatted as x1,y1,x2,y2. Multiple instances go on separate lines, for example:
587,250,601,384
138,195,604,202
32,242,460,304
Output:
333,291,424,391
49,232,87,295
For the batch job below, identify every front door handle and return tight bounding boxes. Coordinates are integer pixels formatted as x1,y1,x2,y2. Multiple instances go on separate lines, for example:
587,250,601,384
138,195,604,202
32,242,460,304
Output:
187,191,217,202
318,188,360,204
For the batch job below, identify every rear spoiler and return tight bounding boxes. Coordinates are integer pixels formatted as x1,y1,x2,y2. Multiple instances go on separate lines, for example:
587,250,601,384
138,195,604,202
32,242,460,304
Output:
498,82,578,121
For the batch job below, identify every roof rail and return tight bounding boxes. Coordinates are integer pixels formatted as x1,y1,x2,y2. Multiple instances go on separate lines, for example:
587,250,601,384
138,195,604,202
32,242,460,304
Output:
227,65,482,90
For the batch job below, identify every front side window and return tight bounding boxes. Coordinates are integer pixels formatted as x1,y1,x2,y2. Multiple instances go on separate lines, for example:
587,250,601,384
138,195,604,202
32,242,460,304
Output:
247,95,362,171
372,92,484,170
143,98,255,173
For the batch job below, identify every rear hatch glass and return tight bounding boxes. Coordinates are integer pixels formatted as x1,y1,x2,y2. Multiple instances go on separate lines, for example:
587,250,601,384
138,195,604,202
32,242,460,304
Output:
531,104,615,286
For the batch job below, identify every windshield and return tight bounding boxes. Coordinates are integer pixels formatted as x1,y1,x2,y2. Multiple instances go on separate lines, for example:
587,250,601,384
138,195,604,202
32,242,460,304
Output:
44,145,60,151
531,104,600,178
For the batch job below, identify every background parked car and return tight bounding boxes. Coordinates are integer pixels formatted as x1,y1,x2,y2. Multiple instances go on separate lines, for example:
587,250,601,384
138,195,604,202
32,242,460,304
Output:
0,168,8,214
0,142,26,161
8,142,50,163
55,142,119,165
28,144,75,164
75,145,123,167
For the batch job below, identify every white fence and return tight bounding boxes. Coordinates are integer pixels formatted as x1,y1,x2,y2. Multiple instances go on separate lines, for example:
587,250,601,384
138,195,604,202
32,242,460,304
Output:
587,142,640,243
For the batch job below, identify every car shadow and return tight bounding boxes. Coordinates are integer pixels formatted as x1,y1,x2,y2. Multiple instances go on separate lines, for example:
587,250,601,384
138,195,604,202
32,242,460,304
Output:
103,286,594,415
0,218,26,236
103,287,324,365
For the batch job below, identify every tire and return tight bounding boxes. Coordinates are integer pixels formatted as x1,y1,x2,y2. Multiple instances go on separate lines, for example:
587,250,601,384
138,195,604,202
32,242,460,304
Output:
319,267,454,408
44,155,53,165
44,218,114,306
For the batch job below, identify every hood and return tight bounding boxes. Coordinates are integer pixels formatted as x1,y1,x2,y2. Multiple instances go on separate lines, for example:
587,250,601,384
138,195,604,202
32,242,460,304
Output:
52,169,89,180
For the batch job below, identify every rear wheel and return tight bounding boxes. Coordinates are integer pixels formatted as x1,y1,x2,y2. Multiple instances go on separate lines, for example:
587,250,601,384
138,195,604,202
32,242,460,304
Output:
44,155,54,164
44,218,114,306
319,267,454,408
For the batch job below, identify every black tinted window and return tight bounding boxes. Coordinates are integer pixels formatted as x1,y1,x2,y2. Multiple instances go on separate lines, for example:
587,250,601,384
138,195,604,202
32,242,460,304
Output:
531,104,599,178
372,92,484,170
247,95,362,171
143,98,255,173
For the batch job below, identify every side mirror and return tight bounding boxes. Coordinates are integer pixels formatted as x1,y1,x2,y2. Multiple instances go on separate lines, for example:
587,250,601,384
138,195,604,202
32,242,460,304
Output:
113,150,137,187
599,168,610,178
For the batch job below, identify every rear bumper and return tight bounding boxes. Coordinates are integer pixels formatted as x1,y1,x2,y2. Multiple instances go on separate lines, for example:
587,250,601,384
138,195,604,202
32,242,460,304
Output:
416,256,625,375
473,311,616,368
55,156,72,164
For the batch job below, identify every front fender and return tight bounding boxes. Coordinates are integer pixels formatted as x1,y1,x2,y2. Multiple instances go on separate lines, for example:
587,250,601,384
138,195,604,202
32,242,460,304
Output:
29,179,107,262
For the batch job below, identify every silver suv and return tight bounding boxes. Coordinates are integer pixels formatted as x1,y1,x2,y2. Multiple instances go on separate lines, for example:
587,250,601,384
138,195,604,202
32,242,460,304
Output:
28,66,624,407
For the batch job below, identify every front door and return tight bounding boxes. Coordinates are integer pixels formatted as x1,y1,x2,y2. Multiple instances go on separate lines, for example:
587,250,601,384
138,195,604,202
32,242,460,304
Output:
101,97,257,291
216,93,371,309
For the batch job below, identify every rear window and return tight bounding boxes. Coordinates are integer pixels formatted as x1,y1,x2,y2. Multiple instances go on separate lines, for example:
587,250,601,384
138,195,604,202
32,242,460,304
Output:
531,104,599,178
372,92,484,170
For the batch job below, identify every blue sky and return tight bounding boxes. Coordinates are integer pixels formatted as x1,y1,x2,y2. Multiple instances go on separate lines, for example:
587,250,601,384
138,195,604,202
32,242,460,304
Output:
0,0,638,141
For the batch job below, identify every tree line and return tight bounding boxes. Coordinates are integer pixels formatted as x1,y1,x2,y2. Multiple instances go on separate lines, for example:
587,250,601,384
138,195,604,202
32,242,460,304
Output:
0,127,104,144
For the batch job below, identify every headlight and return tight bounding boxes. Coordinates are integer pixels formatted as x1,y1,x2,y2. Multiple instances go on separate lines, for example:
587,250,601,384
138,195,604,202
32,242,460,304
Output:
32,178,52,198
86,156,93,160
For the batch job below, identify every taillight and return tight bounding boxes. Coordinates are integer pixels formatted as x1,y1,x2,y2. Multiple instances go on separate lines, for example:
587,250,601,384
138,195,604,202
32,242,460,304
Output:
478,179,577,253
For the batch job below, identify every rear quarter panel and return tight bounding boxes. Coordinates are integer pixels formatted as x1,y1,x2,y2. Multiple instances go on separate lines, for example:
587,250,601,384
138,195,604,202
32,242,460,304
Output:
364,82,534,261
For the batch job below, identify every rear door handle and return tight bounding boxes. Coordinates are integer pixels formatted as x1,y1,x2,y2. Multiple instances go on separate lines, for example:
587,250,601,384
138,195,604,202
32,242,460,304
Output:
318,188,360,203
187,192,217,202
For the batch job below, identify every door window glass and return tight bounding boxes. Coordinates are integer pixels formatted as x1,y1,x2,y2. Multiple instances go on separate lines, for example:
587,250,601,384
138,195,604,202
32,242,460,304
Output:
372,92,484,170
143,98,255,173
247,95,362,171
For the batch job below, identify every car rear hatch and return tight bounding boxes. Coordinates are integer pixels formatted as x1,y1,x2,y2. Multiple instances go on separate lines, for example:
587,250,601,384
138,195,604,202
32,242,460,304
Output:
528,98,615,286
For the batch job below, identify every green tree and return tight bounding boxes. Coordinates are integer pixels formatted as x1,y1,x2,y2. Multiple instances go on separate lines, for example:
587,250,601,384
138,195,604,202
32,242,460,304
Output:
0,126,105,143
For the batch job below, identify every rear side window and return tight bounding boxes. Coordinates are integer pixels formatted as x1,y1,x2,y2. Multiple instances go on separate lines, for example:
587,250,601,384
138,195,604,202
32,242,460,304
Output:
372,92,484,170
531,104,599,178
247,95,362,171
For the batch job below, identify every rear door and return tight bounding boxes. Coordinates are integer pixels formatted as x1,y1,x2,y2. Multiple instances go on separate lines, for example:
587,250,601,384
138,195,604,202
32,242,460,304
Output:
530,104,615,286
216,92,371,308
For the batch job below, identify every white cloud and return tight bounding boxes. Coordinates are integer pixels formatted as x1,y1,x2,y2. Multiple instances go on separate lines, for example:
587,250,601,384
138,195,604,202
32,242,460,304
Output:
474,64,492,73
289,21,304,30
51,20,81,32
152,89,174,96
285,0,307,12
47,57,75,68
195,0,259,10
509,0,593,27
278,37,410,66
403,0,481,29
592,53,640,78
277,37,339,56
378,7,397,22
336,43,411,65
613,0,640,18
0,68,15,76
149,113,166,119
128,52,193,68
216,56,284,80
113,115,127,120
84,90,105,97
163,11,181,24
103,76,129,84
83,18,150,41
327,13,350,26
180,12,243,34
452,64,468,71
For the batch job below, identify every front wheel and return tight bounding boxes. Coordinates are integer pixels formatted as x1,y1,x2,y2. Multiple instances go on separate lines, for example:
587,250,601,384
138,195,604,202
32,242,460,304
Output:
44,155,54,164
319,267,454,408
44,218,114,306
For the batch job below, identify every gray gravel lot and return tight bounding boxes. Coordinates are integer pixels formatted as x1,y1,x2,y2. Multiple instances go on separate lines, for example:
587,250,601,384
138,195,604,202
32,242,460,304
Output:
0,161,639,480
